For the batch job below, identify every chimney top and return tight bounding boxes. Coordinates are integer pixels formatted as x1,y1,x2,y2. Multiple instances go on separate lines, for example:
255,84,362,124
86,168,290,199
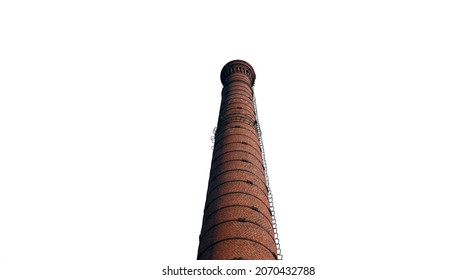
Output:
220,60,256,86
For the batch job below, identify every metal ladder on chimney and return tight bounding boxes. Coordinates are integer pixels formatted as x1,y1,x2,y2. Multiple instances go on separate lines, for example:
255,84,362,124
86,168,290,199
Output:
253,88,283,260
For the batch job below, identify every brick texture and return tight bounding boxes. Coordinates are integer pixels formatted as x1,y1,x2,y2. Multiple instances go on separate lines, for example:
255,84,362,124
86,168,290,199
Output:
197,60,277,260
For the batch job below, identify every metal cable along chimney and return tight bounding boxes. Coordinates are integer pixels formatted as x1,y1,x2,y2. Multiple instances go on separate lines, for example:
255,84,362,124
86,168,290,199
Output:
197,60,281,260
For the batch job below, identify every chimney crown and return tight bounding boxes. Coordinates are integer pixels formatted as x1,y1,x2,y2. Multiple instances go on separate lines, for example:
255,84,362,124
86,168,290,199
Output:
220,59,256,86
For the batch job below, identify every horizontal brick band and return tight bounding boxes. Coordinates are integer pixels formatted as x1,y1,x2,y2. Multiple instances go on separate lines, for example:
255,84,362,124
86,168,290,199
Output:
198,222,276,258
212,143,262,162
206,179,268,203
199,205,274,238
215,124,259,139
198,238,276,260
203,194,271,226
214,133,261,150
201,204,273,231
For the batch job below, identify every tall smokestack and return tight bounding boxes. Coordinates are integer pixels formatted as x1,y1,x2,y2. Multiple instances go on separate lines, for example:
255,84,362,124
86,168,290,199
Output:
197,60,279,260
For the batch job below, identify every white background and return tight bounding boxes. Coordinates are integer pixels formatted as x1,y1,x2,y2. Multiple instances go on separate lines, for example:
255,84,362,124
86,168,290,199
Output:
1,1,475,279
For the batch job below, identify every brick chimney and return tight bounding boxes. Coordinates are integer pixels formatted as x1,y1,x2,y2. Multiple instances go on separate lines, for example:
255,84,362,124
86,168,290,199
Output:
197,60,278,260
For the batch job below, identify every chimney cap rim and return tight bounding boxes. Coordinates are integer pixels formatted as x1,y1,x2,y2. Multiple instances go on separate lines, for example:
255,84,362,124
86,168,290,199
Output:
220,59,256,86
